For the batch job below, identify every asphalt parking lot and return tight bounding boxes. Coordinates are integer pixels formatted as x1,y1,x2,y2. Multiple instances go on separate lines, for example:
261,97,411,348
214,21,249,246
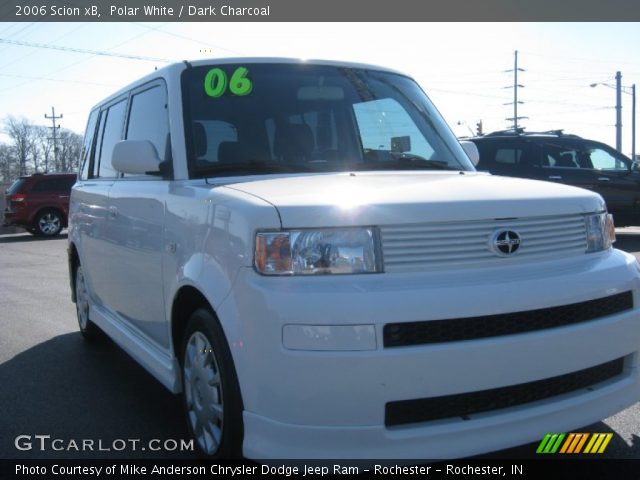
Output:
0,229,639,459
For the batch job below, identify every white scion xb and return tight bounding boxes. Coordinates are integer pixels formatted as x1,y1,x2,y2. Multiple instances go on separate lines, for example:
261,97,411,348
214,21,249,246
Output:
68,58,640,459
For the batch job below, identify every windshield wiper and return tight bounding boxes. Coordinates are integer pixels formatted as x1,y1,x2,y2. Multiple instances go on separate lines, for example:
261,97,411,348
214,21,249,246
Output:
195,161,312,177
358,153,458,171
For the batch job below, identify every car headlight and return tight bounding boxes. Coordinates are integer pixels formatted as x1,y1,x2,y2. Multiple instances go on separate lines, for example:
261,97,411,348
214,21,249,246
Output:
585,212,616,253
255,227,382,275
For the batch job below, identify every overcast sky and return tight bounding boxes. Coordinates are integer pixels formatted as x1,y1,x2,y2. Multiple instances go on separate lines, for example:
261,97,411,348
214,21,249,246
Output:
0,22,639,155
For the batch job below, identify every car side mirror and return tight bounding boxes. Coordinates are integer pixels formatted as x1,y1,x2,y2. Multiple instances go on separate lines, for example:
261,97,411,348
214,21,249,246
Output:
460,140,480,167
112,140,163,175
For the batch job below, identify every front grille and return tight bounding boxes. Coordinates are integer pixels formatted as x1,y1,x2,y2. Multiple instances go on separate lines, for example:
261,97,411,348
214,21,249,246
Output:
384,291,633,348
381,214,587,272
385,357,625,427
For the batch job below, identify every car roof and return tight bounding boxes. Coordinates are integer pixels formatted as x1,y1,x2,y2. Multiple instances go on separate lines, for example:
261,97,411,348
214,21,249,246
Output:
471,129,583,140
24,173,76,179
90,57,409,112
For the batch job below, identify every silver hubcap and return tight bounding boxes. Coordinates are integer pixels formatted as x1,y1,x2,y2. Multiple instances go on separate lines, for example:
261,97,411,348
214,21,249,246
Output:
75,268,89,330
184,332,224,455
39,213,61,235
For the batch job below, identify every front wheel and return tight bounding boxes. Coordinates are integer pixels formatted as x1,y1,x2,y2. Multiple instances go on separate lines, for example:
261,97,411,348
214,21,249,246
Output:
181,309,243,458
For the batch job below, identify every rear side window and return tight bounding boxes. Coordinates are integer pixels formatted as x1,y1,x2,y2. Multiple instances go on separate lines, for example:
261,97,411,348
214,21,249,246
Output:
62,177,76,190
477,140,538,168
80,110,99,180
31,179,68,193
494,148,521,165
126,83,169,165
97,99,127,178
6,178,26,194
542,145,579,168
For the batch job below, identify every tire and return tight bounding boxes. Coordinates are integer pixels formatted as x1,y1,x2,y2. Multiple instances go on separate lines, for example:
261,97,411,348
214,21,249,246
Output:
181,308,243,458
35,209,63,236
75,265,102,341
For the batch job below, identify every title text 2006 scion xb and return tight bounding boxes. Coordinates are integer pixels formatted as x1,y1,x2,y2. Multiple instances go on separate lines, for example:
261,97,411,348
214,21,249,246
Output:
68,58,640,459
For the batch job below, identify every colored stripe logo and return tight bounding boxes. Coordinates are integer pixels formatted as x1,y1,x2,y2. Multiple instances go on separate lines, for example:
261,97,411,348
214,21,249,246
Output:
537,433,613,454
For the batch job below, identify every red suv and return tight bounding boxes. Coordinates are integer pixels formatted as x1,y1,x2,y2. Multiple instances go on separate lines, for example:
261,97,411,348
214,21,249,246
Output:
3,173,76,236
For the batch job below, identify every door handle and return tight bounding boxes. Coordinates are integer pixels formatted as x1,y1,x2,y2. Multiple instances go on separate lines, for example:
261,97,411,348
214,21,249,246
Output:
548,176,562,180
597,177,610,182
108,206,118,219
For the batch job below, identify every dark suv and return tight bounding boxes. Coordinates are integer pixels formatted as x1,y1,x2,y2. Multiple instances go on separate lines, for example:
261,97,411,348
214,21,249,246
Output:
469,130,640,226
3,173,76,236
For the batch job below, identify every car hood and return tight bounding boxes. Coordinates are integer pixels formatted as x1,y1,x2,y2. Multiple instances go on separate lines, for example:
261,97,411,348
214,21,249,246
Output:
221,171,605,228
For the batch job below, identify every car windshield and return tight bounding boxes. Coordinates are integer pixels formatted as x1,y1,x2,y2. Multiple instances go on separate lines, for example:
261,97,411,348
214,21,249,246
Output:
182,63,472,178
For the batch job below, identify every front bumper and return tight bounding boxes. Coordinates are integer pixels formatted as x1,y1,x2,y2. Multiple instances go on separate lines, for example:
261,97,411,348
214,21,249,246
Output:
216,249,640,459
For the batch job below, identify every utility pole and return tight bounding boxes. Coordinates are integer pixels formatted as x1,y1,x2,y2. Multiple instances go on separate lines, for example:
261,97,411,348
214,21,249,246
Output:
616,71,622,152
44,106,63,172
505,50,527,130
591,75,636,159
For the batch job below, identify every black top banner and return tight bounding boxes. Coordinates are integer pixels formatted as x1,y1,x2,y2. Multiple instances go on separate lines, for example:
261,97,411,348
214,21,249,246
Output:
1,0,639,22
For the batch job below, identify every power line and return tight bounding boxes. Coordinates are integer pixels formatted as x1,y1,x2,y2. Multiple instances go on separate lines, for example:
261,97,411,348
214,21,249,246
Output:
131,23,244,56
0,72,118,87
427,87,510,101
0,28,173,94
522,50,640,68
526,98,613,109
0,22,36,56
531,106,614,116
0,38,174,63
0,24,89,71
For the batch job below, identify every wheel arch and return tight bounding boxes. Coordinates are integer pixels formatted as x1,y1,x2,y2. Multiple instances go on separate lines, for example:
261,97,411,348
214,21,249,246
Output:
170,284,246,405
171,285,217,362
68,241,80,303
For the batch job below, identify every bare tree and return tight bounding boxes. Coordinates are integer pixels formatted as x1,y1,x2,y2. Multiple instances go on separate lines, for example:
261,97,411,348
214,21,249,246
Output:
35,125,53,173
3,116,36,176
1,116,82,180
56,129,83,172
0,144,15,182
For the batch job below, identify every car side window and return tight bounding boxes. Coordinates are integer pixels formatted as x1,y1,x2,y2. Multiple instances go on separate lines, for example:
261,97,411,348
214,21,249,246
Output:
542,144,580,168
125,83,169,176
494,147,520,165
587,146,629,171
93,112,107,178
80,110,99,181
63,177,76,190
31,179,59,193
479,140,537,169
97,99,127,179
